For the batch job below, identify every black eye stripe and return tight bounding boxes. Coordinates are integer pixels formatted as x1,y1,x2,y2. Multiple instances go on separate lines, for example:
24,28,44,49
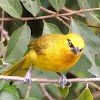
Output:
68,39,74,47
67,39,83,52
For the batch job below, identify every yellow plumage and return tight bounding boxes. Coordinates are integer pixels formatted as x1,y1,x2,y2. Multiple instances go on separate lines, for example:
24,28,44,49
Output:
2,33,85,77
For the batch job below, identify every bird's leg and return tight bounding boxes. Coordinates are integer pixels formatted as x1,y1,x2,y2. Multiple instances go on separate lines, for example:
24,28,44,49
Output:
56,72,67,89
24,64,33,84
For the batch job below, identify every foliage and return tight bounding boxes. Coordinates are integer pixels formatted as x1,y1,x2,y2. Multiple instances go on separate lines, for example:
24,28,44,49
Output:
0,0,100,100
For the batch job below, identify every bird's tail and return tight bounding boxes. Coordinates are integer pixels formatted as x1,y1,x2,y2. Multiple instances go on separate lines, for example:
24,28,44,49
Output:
2,57,30,77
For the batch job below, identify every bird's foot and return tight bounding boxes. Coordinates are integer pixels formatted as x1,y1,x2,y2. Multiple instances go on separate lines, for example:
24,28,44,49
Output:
58,74,67,89
24,70,32,84
24,64,33,84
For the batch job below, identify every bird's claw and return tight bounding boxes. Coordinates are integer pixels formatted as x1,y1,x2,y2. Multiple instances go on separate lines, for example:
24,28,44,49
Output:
58,74,67,89
24,64,33,84
24,71,32,84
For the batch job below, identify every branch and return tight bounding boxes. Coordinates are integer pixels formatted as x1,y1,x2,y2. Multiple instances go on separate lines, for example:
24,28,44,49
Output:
0,25,10,43
62,7,86,17
0,75,100,83
38,83,54,100
0,10,5,60
25,85,31,98
87,25,100,28
93,91,100,99
55,8,100,17
0,8,100,21
89,82,100,90
40,6,70,28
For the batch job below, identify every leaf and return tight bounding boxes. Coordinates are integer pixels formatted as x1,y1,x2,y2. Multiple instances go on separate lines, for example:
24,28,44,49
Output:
42,22,62,35
45,84,61,98
0,0,22,18
77,0,100,23
0,59,3,66
21,0,41,17
31,68,59,79
95,54,100,67
3,84,19,97
71,54,93,78
0,90,19,100
0,83,19,100
5,24,31,62
25,97,39,100
0,80,6,91
17,83,43,99
58,87,69,98
69,19,100,77
95,34,100,67
48,0,66,12
78,88,93,100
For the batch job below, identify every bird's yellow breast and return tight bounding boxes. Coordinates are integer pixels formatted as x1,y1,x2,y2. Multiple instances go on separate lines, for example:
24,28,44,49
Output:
28,48,81,72
28,35,83,72
22,33,85,72
2,33,85,77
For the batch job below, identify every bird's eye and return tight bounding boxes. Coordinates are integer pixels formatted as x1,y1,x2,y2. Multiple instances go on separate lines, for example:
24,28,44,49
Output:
68,39,74,47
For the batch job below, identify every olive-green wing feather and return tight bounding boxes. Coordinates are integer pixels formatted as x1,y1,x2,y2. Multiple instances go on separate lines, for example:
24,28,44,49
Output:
2,57,28,77
27,34,64,52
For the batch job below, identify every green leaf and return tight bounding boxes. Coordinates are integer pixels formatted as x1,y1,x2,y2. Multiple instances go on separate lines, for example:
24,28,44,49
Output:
77,0,100,23
17,83,43,99
0,80,6,91
0,0,22,18
71,54,93,78
0,59,3,66
31,68,59,79
48,0,66,11
58,87,69,98
45,84,61,98
69,19,100,77
0,83,19,100
25,97,39,100
21,0,41,17
78,88,93,100
95,54,100,67
5,24,31,62
43,22,62,35
0,90,19,100
3,84,19,97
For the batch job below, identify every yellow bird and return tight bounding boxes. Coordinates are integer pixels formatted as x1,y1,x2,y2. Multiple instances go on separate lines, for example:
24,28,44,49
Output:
2,33,85,88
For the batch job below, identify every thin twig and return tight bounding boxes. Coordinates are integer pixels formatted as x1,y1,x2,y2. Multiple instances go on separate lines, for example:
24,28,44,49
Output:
0,25,10,43
86,82,89,88
0,10,5,60
67,70,79,78
0,8,100,21
87,25,100,28
0,75,100,83
61,16,71,21
93,91,100,99
41,6,70,21
38,83,54,100
89,82,100,90
55,17,70,28
40,6,70,28
25,85,31,98
62,7,86,17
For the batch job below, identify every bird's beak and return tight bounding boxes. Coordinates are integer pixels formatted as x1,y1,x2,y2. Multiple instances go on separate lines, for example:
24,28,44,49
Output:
71,46,80,56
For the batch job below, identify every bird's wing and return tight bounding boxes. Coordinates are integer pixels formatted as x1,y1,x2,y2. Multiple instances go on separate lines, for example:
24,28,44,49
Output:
27,34,63,52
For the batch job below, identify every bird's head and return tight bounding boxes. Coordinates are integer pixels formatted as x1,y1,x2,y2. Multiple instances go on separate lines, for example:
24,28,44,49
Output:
66,33,85,56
